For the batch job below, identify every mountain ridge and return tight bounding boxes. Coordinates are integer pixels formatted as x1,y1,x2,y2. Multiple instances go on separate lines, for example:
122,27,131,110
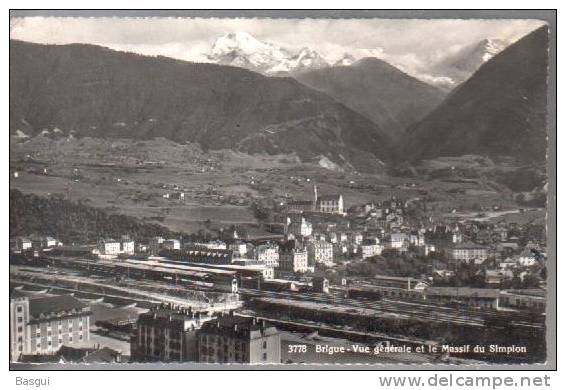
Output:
10,39,394,172
294,57,447,139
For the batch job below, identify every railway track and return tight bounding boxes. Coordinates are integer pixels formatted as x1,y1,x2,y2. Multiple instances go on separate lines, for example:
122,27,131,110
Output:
240,288,544,329
15,256,544,329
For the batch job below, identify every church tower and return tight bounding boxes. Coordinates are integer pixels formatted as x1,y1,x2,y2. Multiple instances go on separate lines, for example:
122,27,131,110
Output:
313,184,318,212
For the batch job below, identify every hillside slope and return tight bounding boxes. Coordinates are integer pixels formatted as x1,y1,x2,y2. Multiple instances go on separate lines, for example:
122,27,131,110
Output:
294,58,446,139
10,41,394,170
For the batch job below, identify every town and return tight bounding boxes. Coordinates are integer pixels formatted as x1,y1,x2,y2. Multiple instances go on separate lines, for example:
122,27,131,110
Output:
10,183,547,364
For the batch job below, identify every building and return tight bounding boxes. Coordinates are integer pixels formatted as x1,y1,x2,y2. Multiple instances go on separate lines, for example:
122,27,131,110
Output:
417,244,436,257
278,241,309,273
425,225,462,248
228,240,248,257
197,313,280,364
423,287,499,309
316,194,344,214
149,236,165,253
286,214,313,237
286,185,344,215
57,345,123,363
163,239,181,250
286,200,314,213
195,240,228,250
447,243,489,264
221,225,249,241
131,304,212,362
28,236,60,249
517,250,539,267
482,270,513,287
10,293,91,362
307,240,333,266
97,237,135,256
163,191,185,201
16,237,32,251
499,290,546,312
254,243,280,268
51,245,99,259
409,230,425,247
351,232,364,246
163,247,234,264
312,277,330,294
200,260,275,280
361,238,382,259
387,233,408,250
120,236,135,255
97,240,121,256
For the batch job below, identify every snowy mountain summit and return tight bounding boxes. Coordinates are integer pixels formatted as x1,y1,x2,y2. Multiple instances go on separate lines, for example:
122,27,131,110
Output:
334,53,357,67
207,32,329,75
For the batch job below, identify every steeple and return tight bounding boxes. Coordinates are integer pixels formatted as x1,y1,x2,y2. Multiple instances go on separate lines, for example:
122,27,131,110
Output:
313,184,318,211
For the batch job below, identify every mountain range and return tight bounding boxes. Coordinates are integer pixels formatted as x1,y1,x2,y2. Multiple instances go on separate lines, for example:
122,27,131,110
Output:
9,40,393,172
9,25,549,169
204,32,513,91
207,32,330,75
402,26,548,163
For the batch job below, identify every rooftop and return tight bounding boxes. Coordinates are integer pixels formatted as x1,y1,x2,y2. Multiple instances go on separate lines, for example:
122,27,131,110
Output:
450,243,489,250
425,287,499,299
28,295,88,317
317,194,342,202
199,314,278,340
288,200,313,206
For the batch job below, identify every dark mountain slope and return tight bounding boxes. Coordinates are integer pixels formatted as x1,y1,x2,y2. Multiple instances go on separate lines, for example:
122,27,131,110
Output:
294,58,446,139
402,26,549,162
9,41,394,169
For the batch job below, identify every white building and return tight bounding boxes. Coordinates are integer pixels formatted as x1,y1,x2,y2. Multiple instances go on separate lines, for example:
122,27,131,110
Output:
98,240,121,255
120,237,135,255
316,194,344,214
254,244,280,268
286,215,313,237
196,240,227,250
229,241,248,257
97,237,135,256
361,238,383,259
16,237,32,251
307,240,334,266
42,237,59,248
517,251,538,267
409,231,425,247
418,244,436,257
388,233,408,249
447,243,489,264
351,232,364,246
278,242,309,273
163,239,181,250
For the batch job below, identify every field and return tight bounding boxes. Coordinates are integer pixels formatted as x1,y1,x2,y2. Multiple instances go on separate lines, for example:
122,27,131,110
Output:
10,136,541,235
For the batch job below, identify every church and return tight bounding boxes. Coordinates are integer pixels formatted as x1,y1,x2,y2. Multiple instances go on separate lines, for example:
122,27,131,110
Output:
286,185,344,215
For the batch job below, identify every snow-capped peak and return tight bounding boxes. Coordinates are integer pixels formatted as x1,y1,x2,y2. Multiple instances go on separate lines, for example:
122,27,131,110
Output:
334,53,357,67
207,32,328,75
478,38,507,62
211,32,287,59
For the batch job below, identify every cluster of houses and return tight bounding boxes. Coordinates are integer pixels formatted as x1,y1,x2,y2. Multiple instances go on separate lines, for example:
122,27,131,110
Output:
11,187,546,296
10,235,61,252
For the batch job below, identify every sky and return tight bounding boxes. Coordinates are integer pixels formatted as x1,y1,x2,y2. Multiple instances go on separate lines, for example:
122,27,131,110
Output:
10,17,545,81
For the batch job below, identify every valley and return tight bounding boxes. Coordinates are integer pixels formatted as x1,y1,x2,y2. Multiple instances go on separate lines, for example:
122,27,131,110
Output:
10,135,541,236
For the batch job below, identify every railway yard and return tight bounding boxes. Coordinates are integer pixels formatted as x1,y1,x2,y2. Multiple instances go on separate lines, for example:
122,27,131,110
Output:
10,253,546,363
